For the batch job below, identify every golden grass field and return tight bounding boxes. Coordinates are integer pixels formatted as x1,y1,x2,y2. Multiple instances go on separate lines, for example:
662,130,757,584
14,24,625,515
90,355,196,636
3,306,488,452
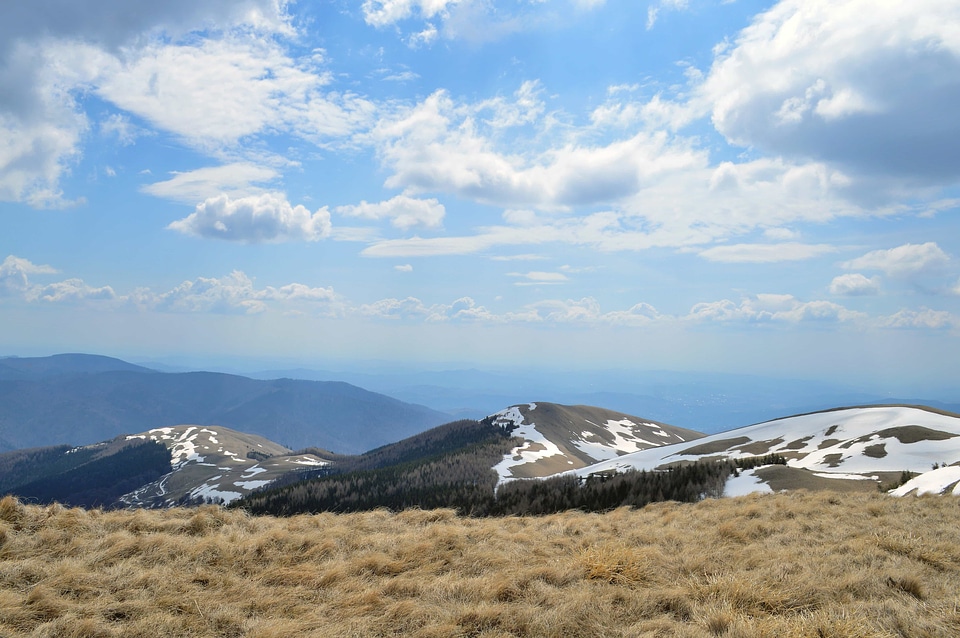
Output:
1,491,958,637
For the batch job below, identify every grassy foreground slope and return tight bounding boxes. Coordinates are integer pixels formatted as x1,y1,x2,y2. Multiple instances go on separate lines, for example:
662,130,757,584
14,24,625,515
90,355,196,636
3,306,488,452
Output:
1,493,959,637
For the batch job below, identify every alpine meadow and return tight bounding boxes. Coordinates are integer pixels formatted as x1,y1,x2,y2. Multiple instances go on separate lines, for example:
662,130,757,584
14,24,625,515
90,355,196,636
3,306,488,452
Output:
2,1,960,637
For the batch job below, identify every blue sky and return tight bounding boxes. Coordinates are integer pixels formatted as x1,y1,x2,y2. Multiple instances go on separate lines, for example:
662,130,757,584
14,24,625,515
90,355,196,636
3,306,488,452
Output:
1,0,959,389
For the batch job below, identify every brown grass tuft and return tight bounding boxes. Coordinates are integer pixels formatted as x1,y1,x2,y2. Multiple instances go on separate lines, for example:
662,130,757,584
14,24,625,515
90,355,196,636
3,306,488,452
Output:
0,492,958,636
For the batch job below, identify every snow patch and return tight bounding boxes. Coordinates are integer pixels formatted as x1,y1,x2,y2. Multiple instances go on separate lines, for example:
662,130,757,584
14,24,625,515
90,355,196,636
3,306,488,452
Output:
234,480,272,490
812,472,875,481
492,407,566,482
571,419,671,461
891,466,960,496
723,468,773,497
291,457,328,466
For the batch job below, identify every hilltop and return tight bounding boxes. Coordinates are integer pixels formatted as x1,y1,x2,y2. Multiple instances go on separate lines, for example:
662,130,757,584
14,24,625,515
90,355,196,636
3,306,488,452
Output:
573,405,960,496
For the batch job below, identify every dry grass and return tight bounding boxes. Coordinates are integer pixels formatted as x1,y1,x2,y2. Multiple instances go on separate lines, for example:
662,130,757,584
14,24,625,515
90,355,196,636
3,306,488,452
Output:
0,492,959,636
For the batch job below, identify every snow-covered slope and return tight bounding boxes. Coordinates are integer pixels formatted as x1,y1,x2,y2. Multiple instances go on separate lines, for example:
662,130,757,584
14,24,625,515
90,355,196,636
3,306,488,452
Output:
119,425,331,507
570,405,960,496
488,402,704,481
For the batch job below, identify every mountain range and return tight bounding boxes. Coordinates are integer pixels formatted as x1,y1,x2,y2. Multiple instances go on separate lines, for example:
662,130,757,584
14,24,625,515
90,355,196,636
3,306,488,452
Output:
0,353,450,453
1,354,958,512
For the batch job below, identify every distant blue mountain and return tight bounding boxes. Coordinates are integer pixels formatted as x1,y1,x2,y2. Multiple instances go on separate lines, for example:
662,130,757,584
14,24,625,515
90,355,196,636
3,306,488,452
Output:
0,353,153,379
0,354,451,454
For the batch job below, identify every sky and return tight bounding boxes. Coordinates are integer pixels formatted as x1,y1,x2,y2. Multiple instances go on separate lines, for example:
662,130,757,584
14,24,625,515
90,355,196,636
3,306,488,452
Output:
1,0,959,390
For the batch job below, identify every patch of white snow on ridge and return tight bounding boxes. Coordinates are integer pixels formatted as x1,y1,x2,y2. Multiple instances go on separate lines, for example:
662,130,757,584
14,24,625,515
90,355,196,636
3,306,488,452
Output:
291,457,328,466
891,466,960,496
812,472,874,481
528,403,537,410
234,480,272,490
571,419,674,462
575,406,960,480
189,482,242,503
167,427,207,469
492,406,565,483
723,469,773,497
242,466,267,477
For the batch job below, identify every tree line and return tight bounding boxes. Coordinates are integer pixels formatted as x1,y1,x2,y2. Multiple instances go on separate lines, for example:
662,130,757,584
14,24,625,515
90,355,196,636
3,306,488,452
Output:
233,414,788,517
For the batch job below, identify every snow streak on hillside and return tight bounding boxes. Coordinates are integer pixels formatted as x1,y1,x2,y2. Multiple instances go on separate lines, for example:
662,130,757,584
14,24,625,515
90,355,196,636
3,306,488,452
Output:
121,426,328,506
490,402,701,483
573,406,960,497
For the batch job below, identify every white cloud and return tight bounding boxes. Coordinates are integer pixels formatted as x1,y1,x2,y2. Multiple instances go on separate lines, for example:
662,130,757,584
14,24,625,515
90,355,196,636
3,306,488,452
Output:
506,297,663,326
408,23,439,48
0,1,292,208
100,113,142,146
764,227,799,241
362,0,461,28
646,0,689,30
168,192,332,243
335,195,445,230
374,89,704,210
145,271,339,315
0,1,291,48
97,38,375,151
700,0,960,186
879,308,957,330
362,157,862,258
26,278,117,303
699,242,836,263
829,273,880,296
394,264,413,272
490,254,546,261
360,296,436,319
0,255,58,294
359,295,495,322
143,163,279,204
0,43,91,208
687,294,863,323
842,242,950,278
508,271,568,285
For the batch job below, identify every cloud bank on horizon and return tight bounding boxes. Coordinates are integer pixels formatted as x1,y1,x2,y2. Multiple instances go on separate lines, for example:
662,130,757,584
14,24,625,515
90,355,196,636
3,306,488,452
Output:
1,0,959,383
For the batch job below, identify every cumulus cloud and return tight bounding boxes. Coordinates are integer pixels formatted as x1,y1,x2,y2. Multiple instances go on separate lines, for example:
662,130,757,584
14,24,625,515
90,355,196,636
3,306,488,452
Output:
0,255,58,294
140,271,339,315
699,242,836,264
687,294,862,323
505,297,663,326
829,273,881,296
373,87,705,210
168,193,332,243
0,42,91,208
1,255,119,304
26,279,117,303
335,195,445,230
879,308,957,330
360,295,495,322
842,242,950,278
699,0,960,186
0,1,294,208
